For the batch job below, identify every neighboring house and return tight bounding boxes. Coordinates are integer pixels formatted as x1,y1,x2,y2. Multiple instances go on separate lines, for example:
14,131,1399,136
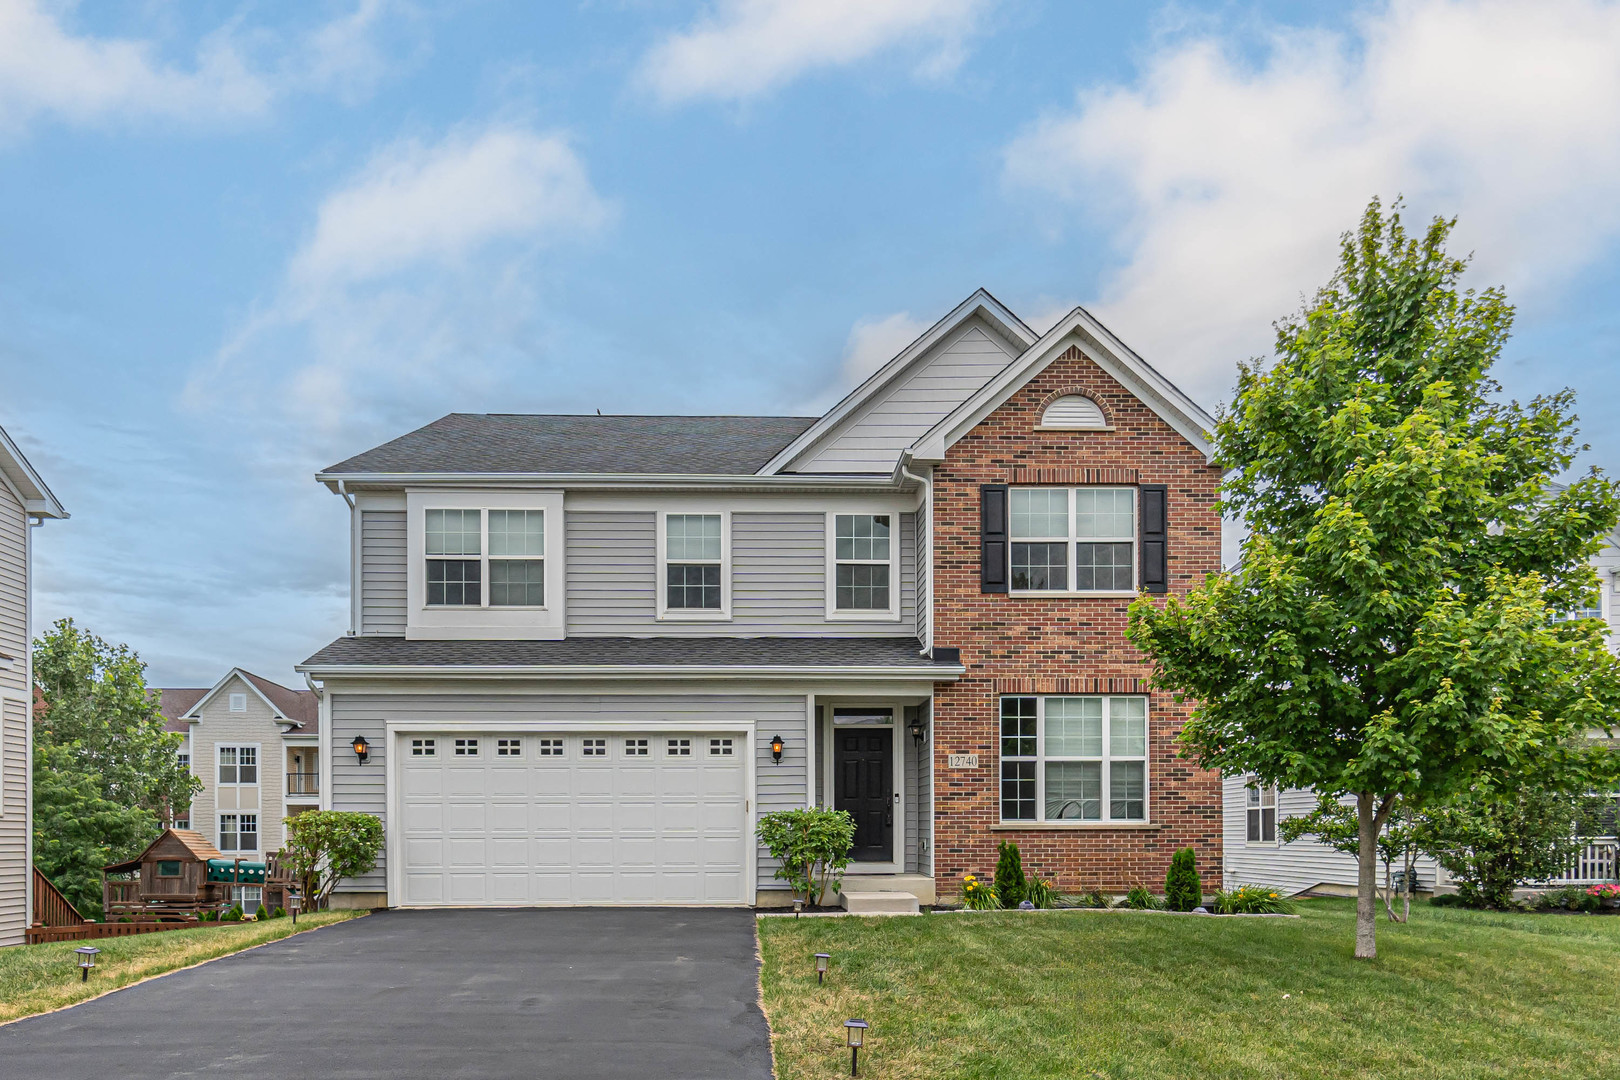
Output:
296,289,1224,909
1222,535,1620,895
0,426,68,946
154,669,320,879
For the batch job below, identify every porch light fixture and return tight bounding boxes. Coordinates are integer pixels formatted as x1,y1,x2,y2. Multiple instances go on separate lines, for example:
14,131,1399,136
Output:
814,952,830,984
844,1019,868,1076
352,735,370,765
770,734,784,763
75,946,100,982
907,714,925,745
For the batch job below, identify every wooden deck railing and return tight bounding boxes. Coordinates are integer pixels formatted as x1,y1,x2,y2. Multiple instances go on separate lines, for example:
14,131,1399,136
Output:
32,867,89,927
1543,839,1618,885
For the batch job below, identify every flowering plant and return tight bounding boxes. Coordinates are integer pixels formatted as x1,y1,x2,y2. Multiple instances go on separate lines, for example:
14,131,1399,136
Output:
960,873,1000,910
1586,884,1620,901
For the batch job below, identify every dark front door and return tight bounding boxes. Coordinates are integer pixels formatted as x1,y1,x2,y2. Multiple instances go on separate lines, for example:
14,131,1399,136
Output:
835,729,893,862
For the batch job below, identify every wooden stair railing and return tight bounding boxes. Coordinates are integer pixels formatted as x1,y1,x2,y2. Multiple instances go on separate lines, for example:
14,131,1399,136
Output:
33,866,89,927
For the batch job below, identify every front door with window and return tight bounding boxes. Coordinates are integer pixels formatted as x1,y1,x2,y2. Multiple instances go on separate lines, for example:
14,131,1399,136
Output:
835,729,894,862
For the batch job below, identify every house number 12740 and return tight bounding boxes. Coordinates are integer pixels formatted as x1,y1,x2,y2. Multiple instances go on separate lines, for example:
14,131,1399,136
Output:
947,753,979,769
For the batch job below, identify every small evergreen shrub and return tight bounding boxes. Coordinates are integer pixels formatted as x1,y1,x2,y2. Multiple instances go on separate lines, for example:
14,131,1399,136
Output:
1164,847,1202,911
200,909,217,922
994,841,1026,909
221,905,243,922
272,906,287,919
255,904,270,921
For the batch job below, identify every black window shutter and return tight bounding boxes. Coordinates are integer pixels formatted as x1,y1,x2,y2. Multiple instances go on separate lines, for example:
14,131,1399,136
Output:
980,484,1009,594
1139,484,1168,594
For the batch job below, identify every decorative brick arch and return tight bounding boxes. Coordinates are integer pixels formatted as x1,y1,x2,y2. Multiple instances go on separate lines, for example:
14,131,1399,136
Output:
1035,384,1112,428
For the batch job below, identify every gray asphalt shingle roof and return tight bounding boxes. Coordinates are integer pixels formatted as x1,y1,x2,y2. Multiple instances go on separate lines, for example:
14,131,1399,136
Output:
301,636,954,670
321,413,819,476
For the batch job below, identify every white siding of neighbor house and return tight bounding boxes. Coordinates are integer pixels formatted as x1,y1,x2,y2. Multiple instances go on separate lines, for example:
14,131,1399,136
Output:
565,510,917,636
795,319,1019,474
360,510,407,635
327,692,808,898
1221,774,1440,896
0,483,29,946
187,676,294,859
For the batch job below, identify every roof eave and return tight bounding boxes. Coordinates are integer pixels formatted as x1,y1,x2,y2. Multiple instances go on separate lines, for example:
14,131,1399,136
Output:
0,426,68,519
297,662,965,680
316,471,910,491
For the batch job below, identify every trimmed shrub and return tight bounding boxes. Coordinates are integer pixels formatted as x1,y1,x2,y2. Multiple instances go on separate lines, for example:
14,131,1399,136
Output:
1164,847,1202,911
255,904,270,922
994,841,1026,909
756,808,857,906
221,904,243,922
272,906,287,919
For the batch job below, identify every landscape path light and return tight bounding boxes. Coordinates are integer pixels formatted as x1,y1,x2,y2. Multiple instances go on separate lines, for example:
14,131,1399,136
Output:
75,946,100,982
844,1019,868,1076
815,953,830,984
288,890,302,925
793,898,803,917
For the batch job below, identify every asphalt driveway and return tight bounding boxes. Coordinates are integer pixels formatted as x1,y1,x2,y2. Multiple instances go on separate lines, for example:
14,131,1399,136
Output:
0,909,775,1079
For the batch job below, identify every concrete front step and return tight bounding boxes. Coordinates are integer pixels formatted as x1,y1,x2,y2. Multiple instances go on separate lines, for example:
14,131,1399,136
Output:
838,890,921,914
840,873,937,905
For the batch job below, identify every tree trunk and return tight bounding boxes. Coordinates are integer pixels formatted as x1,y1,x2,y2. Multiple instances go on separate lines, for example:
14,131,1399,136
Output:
1356,792,1378,959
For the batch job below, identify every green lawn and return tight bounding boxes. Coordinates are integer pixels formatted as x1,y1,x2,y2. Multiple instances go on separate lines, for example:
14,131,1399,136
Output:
757,899,1620,1079
0,911,364,1024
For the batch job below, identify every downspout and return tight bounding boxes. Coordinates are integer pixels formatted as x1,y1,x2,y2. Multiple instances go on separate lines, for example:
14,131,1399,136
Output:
336,480,358,636
898,452,932,655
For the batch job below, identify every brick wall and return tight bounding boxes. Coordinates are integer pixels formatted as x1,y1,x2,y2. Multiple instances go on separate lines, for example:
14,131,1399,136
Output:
931,345,1225,896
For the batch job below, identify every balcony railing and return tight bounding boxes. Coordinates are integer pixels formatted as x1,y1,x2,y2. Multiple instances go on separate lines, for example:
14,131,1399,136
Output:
286,772,320,797
1542,840,1617,885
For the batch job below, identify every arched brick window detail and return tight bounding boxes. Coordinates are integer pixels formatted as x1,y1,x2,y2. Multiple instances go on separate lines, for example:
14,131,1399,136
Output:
1039,393,1108,429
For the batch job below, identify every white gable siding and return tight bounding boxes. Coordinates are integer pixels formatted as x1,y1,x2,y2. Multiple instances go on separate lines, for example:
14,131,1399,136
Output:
796,320,1018,474
0,484,28,945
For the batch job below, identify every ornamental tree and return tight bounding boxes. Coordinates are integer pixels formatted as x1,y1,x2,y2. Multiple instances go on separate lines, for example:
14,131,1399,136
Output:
756,808,856,906
282,811,386,908
1127,198,1620,958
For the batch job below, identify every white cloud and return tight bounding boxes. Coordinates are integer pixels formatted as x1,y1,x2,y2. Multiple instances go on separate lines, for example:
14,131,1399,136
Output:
289,126,612,292
1002,0,1620,407
639,0,990,104
797,310,930,414
190,124,614,434
0,0,395,133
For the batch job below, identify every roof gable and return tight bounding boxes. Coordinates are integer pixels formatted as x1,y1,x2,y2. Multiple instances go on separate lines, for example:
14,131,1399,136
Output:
178,668,318,732
0,424,67,519
760,289,1037,475
908,305,1216,463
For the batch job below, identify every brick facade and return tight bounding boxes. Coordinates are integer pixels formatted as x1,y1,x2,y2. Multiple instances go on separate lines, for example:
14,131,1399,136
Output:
931,345,1225,896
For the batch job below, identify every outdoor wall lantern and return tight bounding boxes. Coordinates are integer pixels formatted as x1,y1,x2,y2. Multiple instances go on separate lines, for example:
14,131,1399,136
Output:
814,953,831,984
907,714,925,745
352,735,370,765
770,734,784,763
75,946,100,982
844,1019,869,1076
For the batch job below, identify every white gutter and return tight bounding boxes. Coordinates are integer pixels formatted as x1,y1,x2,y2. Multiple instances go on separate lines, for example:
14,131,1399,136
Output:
295,663,965,680
316,471,908,492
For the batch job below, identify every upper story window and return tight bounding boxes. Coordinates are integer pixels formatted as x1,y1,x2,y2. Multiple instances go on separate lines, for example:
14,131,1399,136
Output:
659,512,728,618
1552,590,1604,623
1010,487,1135,594
425,508,545,608
1000,695,1148,823
217,745,258,786
829,513,898,619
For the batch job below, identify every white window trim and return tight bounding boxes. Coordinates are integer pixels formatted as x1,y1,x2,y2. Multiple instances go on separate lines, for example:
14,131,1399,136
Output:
1245,779,1279,846
228,692,247,712
405,489,565,640
1036,394,1113,431
1009,486,1139,599
217,811,260,854
998,695,1150,825
824,511,902,621
216,743,261,788
656,510,732,621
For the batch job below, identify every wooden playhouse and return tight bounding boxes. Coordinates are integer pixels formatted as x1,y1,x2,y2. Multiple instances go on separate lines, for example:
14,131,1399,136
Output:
102,828,297,920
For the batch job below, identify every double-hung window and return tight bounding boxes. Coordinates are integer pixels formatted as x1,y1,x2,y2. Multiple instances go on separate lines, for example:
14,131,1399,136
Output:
426,508,546,608
830,513,896,617
217,745,258,785
660,512,727,616
1000,696,1148,823
1010,487,1136,594
1246,782,1278,843
219,813,258,853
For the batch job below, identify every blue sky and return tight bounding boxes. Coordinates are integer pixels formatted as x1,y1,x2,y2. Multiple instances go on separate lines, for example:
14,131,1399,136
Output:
3,0,1618,688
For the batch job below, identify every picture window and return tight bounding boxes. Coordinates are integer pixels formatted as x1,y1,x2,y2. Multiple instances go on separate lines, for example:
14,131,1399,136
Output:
1000,695,1148,823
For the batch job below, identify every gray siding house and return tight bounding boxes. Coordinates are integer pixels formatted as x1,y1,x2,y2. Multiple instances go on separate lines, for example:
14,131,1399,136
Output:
298,289,1224,909
0,426,67,946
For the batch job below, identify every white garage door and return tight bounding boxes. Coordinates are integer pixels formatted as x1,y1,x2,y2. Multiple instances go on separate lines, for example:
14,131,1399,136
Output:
399,732,749,906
